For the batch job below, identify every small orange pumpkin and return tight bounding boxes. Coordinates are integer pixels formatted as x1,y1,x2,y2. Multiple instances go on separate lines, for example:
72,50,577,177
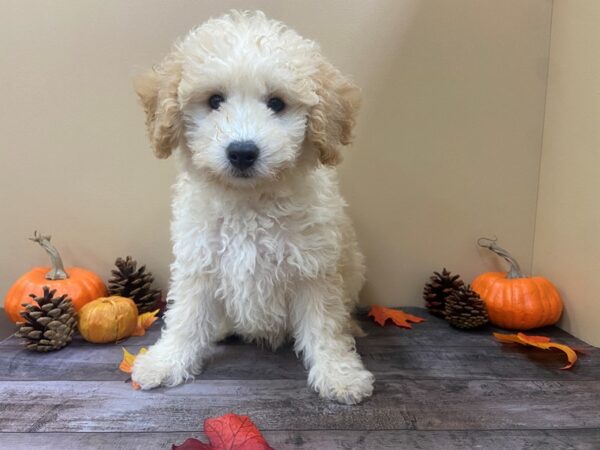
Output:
78,296,139,343
4,232,107,323
472,238,563,330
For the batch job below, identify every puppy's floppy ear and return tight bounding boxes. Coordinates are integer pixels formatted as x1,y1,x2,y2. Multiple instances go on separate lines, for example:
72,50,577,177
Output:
307,62,361,166
134,56,183,159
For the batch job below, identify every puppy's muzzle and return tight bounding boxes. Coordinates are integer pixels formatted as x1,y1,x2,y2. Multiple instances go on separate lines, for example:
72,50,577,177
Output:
227,140,259,171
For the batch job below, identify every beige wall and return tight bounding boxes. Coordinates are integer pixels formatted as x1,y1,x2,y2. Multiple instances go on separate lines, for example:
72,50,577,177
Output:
1,2,552,314
533,1,600,346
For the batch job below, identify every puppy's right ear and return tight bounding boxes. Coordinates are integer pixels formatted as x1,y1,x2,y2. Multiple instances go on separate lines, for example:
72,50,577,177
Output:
134,56,182,159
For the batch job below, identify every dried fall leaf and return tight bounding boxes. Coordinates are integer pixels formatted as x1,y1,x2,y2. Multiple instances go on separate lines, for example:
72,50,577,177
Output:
172,413,273,450
132,309,160,337
118,347,145,373
118,347,147,390
368,305,425,329
171,438,210,450
493,332,578,370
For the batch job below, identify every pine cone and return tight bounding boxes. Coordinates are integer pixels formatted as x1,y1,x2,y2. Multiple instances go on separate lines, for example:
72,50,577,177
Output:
17,286,77,352
423,268,465,318
108,256,161,313
445,285,489,329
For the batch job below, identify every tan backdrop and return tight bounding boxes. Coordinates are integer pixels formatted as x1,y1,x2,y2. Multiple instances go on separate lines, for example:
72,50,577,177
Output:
533,1,600,346
1,2,552,316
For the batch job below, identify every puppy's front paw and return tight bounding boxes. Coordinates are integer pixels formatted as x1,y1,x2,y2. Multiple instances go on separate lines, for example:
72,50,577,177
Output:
132,351,191,390
309,361,374,405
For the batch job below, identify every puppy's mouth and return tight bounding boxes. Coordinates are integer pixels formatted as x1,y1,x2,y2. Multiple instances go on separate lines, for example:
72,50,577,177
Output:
231,168,255,179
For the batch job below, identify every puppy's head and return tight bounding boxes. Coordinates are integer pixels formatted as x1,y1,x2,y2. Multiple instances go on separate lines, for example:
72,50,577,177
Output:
136,11,359,187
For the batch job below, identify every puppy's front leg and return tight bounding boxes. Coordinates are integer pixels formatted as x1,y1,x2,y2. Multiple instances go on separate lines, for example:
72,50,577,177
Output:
132,274,223,389
292,276,374,405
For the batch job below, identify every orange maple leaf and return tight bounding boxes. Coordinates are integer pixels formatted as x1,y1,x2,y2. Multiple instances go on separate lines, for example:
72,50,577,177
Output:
119,347,147,389
368,305,425,329
131,309,160,337
493,332,578,370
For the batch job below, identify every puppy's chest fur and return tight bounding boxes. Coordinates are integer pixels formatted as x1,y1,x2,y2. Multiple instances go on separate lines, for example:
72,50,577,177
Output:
172,169,343,339
213,197,340,320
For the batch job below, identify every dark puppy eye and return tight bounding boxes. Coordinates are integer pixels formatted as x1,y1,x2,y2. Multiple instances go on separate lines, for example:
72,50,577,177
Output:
267,97,285,113
208,94,224,110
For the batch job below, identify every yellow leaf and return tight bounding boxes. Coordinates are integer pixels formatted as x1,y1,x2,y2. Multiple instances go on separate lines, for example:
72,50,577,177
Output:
119,347,147,374
368,305,425,329
131,309,160,337
493,332,578,370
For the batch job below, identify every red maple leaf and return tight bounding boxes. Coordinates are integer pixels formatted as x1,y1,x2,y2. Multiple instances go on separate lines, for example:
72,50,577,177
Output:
172,413,273,450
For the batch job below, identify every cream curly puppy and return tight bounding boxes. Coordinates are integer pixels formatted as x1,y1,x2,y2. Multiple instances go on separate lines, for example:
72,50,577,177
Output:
132,10,373,404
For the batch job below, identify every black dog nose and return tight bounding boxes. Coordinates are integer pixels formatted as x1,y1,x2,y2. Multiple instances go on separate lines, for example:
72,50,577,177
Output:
226,141,259,171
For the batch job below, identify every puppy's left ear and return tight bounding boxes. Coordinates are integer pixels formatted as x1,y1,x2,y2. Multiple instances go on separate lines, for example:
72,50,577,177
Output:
134,55,183,159
307,62,361,165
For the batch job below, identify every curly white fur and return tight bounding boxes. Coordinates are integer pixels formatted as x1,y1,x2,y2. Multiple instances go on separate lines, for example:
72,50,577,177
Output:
132,10,373,405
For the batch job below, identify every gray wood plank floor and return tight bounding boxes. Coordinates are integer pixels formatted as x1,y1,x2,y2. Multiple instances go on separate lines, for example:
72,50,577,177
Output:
0,307,598,449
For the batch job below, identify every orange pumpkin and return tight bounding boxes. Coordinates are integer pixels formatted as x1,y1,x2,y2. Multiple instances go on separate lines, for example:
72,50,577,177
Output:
78,296,138,343
472,238,562,330
4,232,107,323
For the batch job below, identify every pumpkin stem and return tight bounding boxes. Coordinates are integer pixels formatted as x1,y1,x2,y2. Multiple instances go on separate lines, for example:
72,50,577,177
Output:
477,237,526,279
29,231,69,280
